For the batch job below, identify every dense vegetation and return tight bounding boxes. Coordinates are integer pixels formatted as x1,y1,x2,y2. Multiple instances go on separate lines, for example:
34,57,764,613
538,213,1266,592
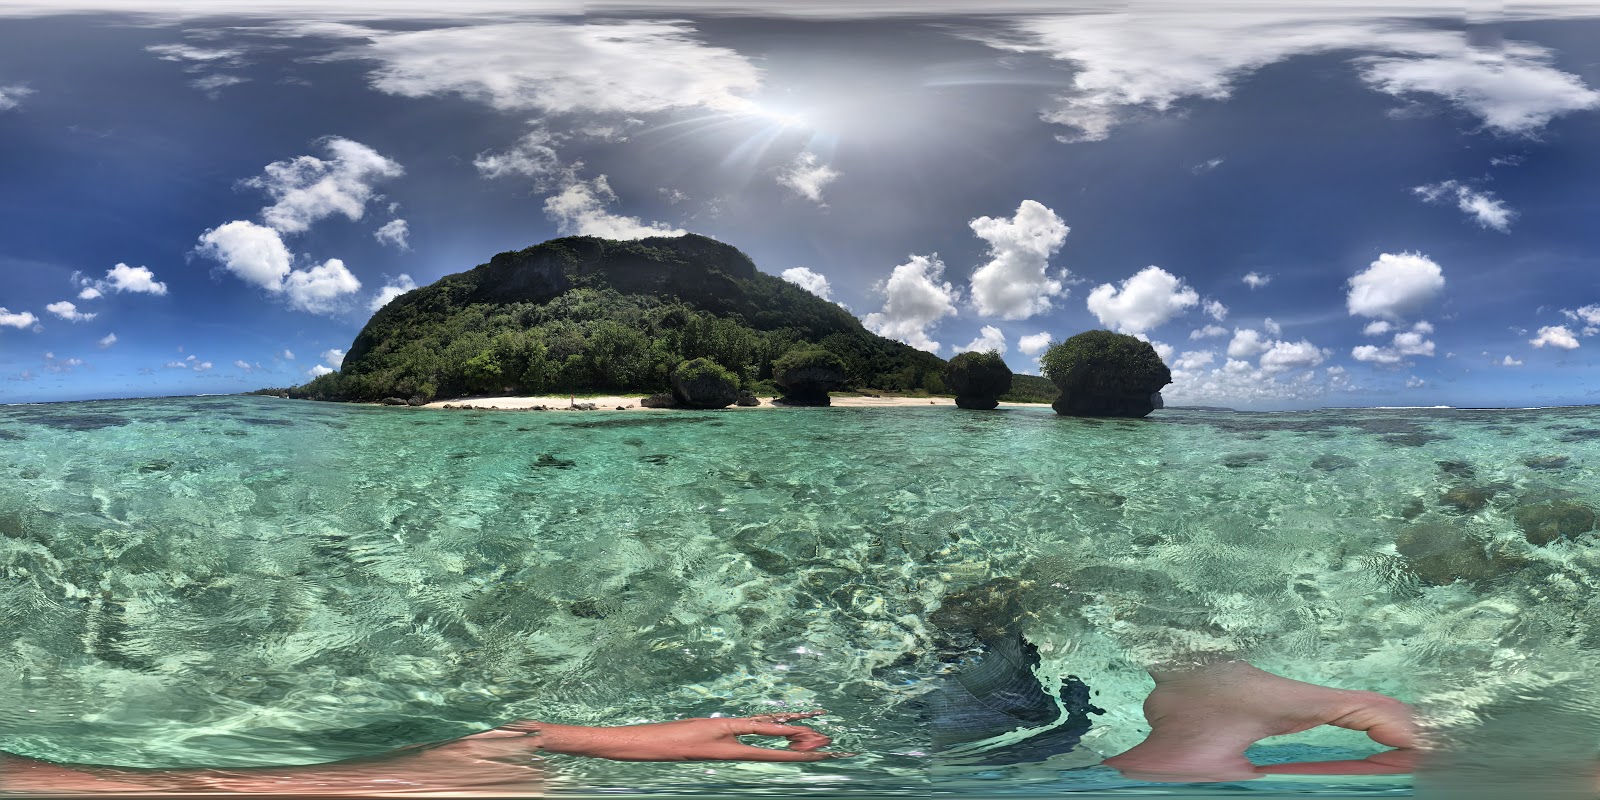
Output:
1042,330,1170,418
291,234,949,402
670,357,740,408
944,351,1013,409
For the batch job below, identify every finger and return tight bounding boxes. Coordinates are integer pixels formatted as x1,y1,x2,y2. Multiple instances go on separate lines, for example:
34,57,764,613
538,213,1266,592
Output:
741,722,830,741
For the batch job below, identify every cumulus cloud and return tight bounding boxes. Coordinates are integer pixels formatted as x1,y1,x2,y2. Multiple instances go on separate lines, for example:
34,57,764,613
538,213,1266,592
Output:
1085,265,1198,333
1018,332,1052,355
74,263,169,297
77,286,102,300
776,152,840,204
1352,344,1405,364
1346,252,1445,319
45,301,95,322
146,43,244,64
954,325,1008,355
1242,272,1271,289
544,175,686,240
347,20,762,116
1502,355,1523,366
98,332,117,348
1189,324,1227,340
1561,304,1600,335
282,349,294,359
474,126,569,186
0,84,34,111
1262,317,1281,336
1258,339,1329,373
1405,375,1425,388
43,352,84,373
1363,320,1393,336
322,348,346,368
966,200,1070,320
1413,180,1515,232
1351,321,1437,364
308,363,335,377
1202,299,1228,321
374,218,410,249
863,253,959,353
369,273,417,311
781,267,832,300
1530,324,1580,349
1227,328,1271,358
0,308,40,329
244,137,403,234
974,11,1600,143
195,220,362,313
233,359,252,370
1173,349,1214,371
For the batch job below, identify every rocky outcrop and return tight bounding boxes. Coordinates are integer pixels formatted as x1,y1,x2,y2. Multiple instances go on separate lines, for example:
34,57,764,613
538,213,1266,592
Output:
735,391,760,407
641,393,678,409
943,351,1013,411
773,346,846,406
1041,330,1171,418
670,358,739,409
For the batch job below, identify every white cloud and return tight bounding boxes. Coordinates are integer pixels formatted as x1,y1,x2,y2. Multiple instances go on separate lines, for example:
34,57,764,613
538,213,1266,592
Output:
349,20,762,116
0,308,39,329
1350,321,1437,364
308,364,334,377
1561,305,1600,329
165,360,188,369
98,332,117,348
1018,332,1052,355
1144,337,1175,363
1352,344,1406,364
1085,265,1198,333
192,360,213,373
474,126,569,186
1392,329,1436,357
369,273,418,311
1361,43,1600,136
1227,328,1270,359
195,220,362,313
1363,320,1394,336
1190,324,1228,340
954,325,1008,355
146,43,243,64
0,84,35,111
191,74,248,94
234,359,252,370
43,352,84,373
1192,157,1224,173
1262,317,1281,336
321,348,346,368
660,187,688,205
282,349,295,359
1412,180,1515,232
1202,299,1227,321
197,220,293,291
45,301,96,322
862,253,959,353
776,152,840,205
781,267,832,300
1405,375,1425,388
1346,252,1445,319
1502,355,1523,366
96,263,169,296
1258,339,1328,373
1242,272,1271,289
1530,325,1580,349
1173,349,1214,371
77,286,102,300
967,200,1070,320
977,12,1600,143
283,259,361,314
374,218,410,249
544,175,686,240
244,137,403,234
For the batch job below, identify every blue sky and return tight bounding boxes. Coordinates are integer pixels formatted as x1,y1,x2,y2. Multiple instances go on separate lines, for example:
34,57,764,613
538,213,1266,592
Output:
3,2,1600,408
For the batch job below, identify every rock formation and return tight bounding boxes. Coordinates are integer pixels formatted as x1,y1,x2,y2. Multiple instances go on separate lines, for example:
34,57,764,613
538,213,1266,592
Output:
1040,330,1171,418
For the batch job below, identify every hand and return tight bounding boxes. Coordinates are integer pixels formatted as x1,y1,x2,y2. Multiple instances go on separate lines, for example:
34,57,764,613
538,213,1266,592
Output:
1101,662,1419,783
514,711,854,762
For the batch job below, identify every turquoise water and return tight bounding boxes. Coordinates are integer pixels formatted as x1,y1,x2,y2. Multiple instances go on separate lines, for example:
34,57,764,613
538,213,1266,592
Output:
1,396,1598,795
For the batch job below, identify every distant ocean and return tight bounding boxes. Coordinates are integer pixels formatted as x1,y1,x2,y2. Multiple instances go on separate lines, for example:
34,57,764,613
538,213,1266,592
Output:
2,396,1597,795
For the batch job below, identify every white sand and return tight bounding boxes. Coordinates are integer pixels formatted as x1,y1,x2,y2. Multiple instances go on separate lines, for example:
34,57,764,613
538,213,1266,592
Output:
422,395,1049,410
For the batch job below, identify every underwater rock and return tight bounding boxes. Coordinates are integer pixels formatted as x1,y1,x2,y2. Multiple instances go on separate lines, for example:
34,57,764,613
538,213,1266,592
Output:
1312,454,1357,471
1041,330,1170,418
1522,455,1570,471
1383,432,1449,447
1439,483,1504,513
641,392,677,409
1436,460,1477,479
1221,452,1270,468
533,454,576,469
1399,498,1426,520
1395,521,1523,587
1514,500,1597,546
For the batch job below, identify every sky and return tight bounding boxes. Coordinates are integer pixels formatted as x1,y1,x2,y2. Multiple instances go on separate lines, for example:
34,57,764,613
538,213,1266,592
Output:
3,1,1600,408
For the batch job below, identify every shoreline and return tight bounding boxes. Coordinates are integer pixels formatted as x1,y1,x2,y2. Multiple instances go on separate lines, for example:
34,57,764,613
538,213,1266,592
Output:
422,395,1052,411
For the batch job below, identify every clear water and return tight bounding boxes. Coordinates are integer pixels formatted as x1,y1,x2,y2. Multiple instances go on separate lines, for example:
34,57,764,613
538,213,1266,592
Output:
1,396,1598,796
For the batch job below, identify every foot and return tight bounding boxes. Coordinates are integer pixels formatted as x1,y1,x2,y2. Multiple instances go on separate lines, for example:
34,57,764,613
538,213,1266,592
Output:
1102,662,1419,782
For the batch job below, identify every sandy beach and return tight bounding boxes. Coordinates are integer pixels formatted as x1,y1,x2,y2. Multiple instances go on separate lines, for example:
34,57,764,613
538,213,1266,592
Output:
423,395,1050,410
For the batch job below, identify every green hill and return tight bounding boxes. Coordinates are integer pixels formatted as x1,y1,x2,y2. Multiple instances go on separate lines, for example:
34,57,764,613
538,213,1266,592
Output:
292,234,963,402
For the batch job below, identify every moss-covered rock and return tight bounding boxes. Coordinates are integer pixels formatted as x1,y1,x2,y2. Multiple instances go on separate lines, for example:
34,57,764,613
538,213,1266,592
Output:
1040,330,1171,418
1514,500,1596,546
640,392,677,409
773,346,846,406
943,351,1013,410
670,357,739,409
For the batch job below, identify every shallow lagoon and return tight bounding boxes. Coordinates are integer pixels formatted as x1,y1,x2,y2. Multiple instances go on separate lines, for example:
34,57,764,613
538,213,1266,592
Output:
1,396,1597,796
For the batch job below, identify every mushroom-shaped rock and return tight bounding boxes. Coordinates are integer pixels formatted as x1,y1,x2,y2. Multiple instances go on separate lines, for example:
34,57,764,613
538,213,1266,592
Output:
1041,330,1171,418
943,351,1013,410
669,358,739,409
773,346,846,406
